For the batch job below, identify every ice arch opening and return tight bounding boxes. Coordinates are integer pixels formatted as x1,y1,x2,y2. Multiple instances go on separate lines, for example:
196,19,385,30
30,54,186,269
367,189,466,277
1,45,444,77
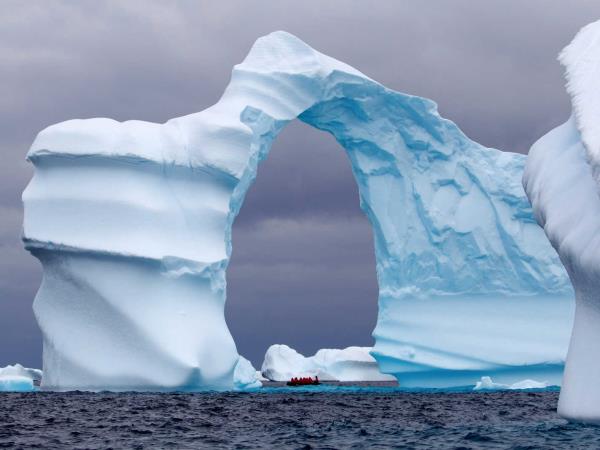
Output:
23,31,572,391
226,121,379,368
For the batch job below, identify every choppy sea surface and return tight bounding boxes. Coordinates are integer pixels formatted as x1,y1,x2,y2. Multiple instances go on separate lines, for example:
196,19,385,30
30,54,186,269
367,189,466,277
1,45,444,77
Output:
2,386,600,449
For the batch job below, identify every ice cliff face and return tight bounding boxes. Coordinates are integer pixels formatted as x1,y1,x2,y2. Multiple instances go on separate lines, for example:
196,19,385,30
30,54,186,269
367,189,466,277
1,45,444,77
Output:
523,19,600,423
24,31,572,391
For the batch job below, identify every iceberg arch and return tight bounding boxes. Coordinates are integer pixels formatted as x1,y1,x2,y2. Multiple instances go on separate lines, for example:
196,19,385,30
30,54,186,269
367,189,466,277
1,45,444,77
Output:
23,31,572,391
524,19,600,423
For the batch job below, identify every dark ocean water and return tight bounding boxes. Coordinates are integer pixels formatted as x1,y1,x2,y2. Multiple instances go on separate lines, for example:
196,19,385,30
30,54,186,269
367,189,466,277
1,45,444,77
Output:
1,387,600,449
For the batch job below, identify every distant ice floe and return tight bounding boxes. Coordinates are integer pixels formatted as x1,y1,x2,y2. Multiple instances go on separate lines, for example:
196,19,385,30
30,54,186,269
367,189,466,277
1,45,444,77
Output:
0,364,42,392
473,376,550,391
261,344,396,382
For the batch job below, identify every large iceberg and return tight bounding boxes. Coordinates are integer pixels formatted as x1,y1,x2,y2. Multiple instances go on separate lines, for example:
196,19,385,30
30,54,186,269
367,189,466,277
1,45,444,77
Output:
23,31,572,391
261,344,396,382
523,19,600,423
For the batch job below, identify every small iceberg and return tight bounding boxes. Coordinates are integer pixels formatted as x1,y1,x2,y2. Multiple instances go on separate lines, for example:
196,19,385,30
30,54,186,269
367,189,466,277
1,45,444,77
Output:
261,344,396,382
0,364,42,392
233,356,262,389
473,376,549,391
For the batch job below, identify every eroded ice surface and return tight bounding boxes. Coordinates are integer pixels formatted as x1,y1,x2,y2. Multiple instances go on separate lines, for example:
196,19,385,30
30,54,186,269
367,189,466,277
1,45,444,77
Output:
24,31,573,391
261,345,395,382
523,19,600,423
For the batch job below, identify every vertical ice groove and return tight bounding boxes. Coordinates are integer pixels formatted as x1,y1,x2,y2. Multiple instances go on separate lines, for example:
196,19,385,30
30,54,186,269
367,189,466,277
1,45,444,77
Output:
24,30,571,391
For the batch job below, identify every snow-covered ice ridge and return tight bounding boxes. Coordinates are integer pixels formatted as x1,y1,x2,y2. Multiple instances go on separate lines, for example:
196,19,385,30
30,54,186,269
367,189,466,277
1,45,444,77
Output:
24,31,573,391
524,19,600,423
261,345,396,382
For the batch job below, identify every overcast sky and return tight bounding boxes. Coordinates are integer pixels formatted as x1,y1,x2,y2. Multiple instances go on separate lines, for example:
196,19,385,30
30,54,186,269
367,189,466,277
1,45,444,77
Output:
1,1,598,368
